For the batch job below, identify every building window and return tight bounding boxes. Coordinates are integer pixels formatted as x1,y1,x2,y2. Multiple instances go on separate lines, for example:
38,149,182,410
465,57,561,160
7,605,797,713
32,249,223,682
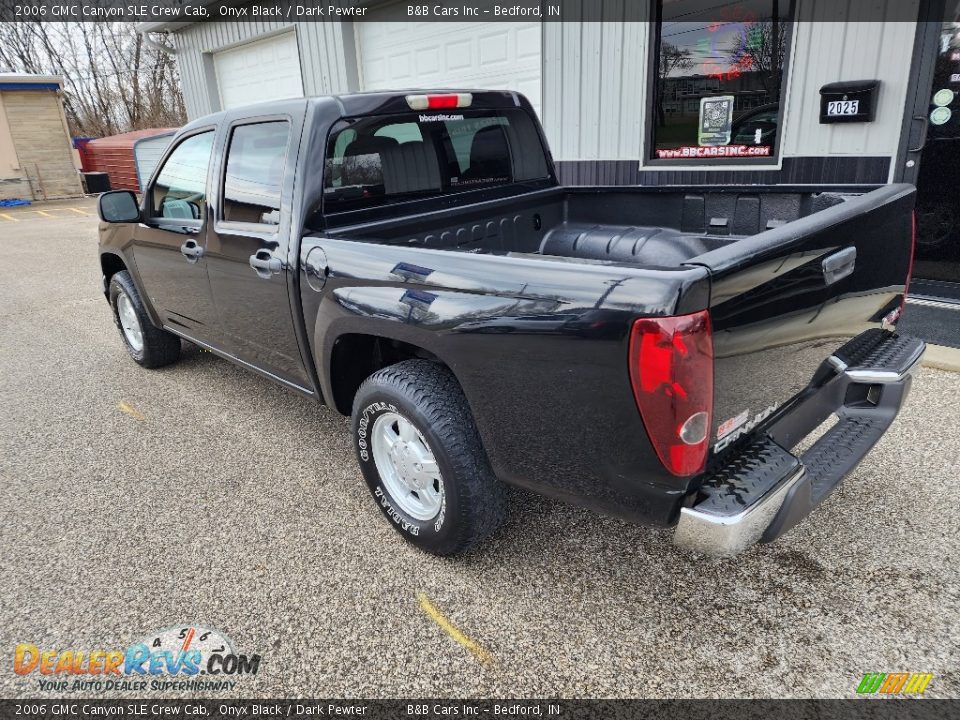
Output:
650,1,792,162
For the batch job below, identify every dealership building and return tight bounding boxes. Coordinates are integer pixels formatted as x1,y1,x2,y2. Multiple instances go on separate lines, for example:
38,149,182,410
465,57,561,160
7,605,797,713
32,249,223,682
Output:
142,0,960,311
0,73,83,201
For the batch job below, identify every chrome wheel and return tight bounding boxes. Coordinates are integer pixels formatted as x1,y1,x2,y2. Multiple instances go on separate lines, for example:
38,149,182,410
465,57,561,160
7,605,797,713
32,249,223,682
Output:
116,291,144,352
371,411,444,521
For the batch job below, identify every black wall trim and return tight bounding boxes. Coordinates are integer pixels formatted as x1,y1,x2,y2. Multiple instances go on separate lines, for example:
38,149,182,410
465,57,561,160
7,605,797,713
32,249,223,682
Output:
555,156,892,186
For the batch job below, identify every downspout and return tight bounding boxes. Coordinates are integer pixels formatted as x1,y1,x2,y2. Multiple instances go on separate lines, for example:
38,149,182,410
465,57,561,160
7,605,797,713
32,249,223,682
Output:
140,30,177,55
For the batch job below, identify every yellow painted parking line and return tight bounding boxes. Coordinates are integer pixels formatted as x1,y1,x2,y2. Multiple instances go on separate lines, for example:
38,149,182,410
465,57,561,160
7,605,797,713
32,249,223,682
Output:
0,206,97,220
417,592,493,667
117,401,146,421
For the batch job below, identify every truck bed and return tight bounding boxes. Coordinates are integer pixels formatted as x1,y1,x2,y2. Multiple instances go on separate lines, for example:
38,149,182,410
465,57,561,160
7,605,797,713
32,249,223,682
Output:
325,186,850,268
318,182,915,474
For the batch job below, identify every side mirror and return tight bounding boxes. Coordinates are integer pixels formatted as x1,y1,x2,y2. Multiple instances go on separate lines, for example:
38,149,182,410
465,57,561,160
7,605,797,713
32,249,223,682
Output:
98,190,141,223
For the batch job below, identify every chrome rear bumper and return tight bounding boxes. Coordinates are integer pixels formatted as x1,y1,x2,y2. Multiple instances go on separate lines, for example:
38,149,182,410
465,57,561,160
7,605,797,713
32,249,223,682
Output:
674,467,806,557
674,331,924,557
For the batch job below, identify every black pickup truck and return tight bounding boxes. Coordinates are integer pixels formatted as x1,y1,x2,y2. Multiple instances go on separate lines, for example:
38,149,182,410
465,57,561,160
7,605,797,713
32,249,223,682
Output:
97,90,924,557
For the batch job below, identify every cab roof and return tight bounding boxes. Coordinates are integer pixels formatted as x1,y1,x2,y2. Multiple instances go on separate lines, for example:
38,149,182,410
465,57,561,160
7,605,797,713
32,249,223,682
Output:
177,90,529,135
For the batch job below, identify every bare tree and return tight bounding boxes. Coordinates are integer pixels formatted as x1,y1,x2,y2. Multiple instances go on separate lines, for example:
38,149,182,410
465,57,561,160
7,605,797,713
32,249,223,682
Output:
728,20,790,95
656,42,694,128
0,21,185,136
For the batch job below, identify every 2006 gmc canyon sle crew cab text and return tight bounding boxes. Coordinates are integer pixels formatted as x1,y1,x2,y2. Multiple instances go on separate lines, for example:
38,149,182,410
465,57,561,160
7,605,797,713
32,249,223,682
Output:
97,91,924,557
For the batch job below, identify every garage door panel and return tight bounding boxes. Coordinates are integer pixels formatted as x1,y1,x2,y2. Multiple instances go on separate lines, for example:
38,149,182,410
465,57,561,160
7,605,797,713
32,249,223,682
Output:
446,40,474,71
390,53,412,80
214,32,304,110
478,32,509,65
516,26,541,57
364,57,387,86
359,19,542,117
416,48,441,74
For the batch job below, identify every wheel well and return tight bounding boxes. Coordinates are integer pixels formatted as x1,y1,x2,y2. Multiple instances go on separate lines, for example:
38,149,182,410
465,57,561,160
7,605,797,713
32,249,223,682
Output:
101,253,127,285
329,334,443,415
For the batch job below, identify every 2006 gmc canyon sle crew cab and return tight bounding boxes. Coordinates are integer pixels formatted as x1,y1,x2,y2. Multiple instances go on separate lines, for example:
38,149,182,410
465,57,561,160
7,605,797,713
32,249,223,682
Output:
97,90,924,557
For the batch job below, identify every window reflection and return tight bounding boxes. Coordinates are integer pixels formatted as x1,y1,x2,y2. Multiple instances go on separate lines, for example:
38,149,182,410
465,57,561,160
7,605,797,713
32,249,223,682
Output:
223,122,290,225
152,132,214,220
913,11,960,287
652,0,792,161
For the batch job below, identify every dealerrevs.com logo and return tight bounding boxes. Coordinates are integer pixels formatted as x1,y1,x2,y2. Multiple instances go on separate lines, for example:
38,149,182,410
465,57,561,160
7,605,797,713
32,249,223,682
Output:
14,625,261,692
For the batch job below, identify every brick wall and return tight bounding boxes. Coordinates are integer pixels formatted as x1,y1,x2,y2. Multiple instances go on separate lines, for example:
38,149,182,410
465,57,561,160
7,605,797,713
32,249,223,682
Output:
1,88,82,200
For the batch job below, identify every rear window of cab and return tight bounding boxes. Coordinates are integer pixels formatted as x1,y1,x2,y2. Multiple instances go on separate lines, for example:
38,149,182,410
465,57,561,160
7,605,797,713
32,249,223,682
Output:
323,108,550,213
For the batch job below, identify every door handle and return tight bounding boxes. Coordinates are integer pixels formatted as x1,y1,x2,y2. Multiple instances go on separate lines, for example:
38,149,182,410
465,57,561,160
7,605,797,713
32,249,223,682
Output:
180,239,204,263
249,249,283,279
908,114,928,153
822,246,857,285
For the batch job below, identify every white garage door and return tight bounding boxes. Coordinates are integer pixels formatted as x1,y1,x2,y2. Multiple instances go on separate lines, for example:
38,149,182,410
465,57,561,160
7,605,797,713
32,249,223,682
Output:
214,33,304,111
358,20,542,116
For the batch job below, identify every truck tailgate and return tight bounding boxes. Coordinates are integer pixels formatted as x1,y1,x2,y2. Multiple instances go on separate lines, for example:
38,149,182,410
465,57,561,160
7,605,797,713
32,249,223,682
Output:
685,184,916,460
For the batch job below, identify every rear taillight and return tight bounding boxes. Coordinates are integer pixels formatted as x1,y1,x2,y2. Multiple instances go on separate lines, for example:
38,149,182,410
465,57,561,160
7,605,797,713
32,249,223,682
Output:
629,311,714,477
405,93,473,110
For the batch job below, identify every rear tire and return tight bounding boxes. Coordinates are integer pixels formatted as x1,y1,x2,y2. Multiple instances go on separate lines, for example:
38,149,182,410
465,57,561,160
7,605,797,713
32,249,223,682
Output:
109,270,181,368
352,360,507,556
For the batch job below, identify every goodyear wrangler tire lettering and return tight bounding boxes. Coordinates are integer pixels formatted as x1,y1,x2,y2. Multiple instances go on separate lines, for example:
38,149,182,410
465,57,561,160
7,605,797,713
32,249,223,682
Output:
374,486,420,536
358,402,399,462
434,493,446,533
350,360,507,556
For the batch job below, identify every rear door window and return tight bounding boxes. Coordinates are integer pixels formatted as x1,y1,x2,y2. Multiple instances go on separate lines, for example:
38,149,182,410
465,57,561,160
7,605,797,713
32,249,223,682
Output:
323,108,549,213
222,121,290,225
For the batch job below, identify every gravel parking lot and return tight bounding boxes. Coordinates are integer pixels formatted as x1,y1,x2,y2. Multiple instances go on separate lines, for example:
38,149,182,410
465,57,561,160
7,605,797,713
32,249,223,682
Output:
1,198,958,699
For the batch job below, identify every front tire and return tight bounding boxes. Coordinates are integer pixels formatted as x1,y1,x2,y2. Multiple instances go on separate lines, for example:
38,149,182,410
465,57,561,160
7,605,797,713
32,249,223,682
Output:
352,360,506,556
109,270,181,368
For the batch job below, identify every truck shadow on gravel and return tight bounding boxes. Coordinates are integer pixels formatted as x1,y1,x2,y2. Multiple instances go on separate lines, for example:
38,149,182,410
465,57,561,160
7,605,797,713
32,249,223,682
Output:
466,484,833,589
170,342,892,597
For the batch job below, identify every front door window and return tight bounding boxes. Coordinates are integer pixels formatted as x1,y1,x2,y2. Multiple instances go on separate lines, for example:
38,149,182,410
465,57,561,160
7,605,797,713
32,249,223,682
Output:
151,132,215,222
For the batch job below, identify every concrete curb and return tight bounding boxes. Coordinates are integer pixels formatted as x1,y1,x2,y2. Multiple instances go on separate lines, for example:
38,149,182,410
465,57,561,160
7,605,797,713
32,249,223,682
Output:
921,344,960,373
